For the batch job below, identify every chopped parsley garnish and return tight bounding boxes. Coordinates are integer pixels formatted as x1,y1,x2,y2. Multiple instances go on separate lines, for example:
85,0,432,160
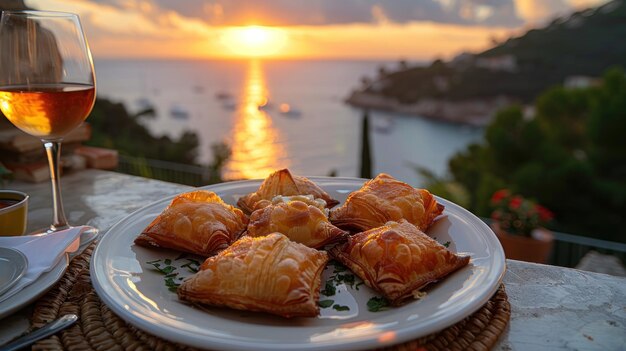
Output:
318,300,334,308
322,261,363,300
185,258,202,266
367,296,390,312
332,264,347,273
321,281,336,296
332,304,350,311
146,258,188,293
161,266,176,275
338,273,356,288
434,237,452,248
146,259,176,275
180,259,201,273
165,277,180,292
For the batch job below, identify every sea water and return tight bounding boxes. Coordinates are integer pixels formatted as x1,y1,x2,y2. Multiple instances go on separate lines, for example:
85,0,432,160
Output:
94,59,482,186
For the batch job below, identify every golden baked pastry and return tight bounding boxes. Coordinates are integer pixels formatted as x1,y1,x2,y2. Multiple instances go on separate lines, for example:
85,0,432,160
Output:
269,194,328,213
237,169,339,214
329,220,469,305
178,233,329,318
330,173,443,232
247,196,348,249
135,190,248,257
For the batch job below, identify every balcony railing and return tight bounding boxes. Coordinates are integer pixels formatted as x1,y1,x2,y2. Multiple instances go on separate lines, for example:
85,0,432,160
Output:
114,155,626,270
550,230,626,268
117,155,209,186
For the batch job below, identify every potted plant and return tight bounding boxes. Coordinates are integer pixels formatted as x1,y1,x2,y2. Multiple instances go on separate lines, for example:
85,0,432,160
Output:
490,189,555,263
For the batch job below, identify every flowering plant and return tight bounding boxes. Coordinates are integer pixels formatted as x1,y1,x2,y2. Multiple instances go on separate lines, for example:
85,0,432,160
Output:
490,189,554,237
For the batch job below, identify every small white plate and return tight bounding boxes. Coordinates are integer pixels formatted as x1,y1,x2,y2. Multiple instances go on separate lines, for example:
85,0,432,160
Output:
0,228,98,319
92,177,506,350
0,253,67,319
0,247,28,296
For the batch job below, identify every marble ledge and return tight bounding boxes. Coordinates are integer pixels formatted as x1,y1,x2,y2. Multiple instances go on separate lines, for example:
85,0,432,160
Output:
9,169,194,233
497,260,626,351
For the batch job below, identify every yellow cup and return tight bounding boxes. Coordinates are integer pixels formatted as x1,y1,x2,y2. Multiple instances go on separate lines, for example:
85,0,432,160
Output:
0,190,29,236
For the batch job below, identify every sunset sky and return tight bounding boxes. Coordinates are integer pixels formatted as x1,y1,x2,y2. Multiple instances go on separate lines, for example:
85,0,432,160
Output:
26,0,609,60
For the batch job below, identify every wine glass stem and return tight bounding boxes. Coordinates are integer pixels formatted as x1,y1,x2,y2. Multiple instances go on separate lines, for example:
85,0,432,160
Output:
44,141,70,232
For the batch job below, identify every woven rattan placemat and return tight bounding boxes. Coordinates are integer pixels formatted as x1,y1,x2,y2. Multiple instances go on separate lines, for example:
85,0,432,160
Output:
29,243,510,351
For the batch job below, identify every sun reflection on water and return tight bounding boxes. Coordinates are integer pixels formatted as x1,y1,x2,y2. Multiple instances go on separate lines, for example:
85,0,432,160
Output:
224,60,288,180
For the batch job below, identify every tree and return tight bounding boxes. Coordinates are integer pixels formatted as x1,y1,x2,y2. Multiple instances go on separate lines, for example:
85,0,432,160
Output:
360,110,372,179
86,98,200,165
206,142,231,184
447,67,626,242
398,59,409,71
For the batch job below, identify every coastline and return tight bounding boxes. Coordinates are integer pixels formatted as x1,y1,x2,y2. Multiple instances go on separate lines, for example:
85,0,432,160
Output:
345,91,515,127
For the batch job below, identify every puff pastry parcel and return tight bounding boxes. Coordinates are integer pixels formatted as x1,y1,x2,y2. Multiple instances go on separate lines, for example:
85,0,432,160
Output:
247,196,348,248
135,190,248,257
330,173,444,232
237,169,339,214
178,233,329,318
329,220,469,305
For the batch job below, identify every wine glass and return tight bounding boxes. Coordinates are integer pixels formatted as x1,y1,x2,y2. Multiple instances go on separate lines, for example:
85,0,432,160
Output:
0,10,97,236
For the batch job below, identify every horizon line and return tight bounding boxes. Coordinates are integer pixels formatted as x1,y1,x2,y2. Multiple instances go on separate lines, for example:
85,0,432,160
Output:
93,56,433,63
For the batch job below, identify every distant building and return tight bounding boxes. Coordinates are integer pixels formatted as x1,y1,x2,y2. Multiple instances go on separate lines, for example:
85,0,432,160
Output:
451,52,475,68
433,76,449,92
565,15,585,28
564,76,600,89
369,79,390,93
523,105,536,121
475,55,517,72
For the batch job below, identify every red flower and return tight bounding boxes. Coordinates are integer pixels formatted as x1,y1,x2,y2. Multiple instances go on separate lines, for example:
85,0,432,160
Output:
509,196,523,209
536,205,554,222
491,189,510,204
490,190,554,237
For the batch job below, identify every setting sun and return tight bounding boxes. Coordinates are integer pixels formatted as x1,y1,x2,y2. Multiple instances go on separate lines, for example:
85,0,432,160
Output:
221,25,288,58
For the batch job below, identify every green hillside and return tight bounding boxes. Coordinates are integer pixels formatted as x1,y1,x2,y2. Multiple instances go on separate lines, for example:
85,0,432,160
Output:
367,0,626,104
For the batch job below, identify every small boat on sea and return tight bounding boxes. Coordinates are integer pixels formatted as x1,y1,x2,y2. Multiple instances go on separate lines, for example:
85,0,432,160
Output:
221,100,237,110
279,103,302,117
258,98,273,111
373,115,394,133
133,97,156,117
170,105,190,119
135,97,154,110
215,91,237,110
215,91,233,100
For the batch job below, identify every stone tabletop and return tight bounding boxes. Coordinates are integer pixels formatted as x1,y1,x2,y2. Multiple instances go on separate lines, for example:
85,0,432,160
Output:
13,169,193,234
502,260,625,350
1,169,625,350
0,170,193,346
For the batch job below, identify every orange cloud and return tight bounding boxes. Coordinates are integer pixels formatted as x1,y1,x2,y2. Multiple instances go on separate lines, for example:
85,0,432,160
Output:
279,22,512,60
514,0,608,25
26,0,606,60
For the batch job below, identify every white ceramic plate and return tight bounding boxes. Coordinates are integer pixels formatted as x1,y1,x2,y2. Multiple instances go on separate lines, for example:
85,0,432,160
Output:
0,253,67,319
91,177,506,351
0,247,28,297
